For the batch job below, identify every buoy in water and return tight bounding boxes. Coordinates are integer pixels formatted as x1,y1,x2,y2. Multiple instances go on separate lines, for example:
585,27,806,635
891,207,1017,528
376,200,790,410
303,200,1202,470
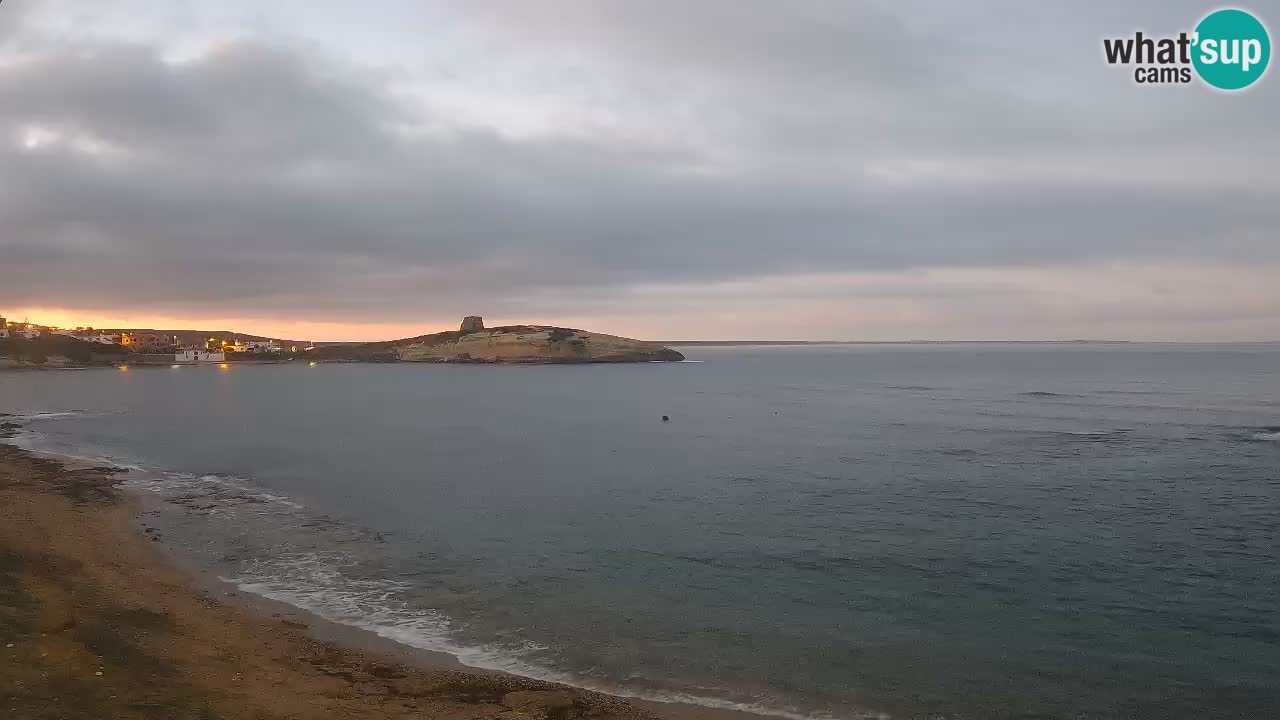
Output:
662,415,670,422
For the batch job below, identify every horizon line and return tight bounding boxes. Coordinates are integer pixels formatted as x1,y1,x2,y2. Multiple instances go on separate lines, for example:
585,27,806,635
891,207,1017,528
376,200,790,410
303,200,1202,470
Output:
7,316,1279,346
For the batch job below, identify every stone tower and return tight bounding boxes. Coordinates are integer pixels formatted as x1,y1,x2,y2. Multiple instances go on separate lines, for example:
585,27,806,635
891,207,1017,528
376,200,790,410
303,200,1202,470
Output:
460,316,484,334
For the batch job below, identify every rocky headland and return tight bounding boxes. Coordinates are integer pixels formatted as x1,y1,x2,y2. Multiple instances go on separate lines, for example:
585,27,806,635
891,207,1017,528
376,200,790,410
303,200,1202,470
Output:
310,317,685,364
2,318,685,367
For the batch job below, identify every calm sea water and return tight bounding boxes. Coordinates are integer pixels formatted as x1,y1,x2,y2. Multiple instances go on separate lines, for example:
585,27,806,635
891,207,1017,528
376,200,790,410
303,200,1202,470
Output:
3,345,1279,719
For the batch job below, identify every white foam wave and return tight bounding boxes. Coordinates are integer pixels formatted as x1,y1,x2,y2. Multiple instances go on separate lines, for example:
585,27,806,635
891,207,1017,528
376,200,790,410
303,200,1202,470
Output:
0,429,147,473
1249,431,1280,442
123,471,306,511
223,553,880,720
1,422,304,514
5,410,98,421
4,413,872,720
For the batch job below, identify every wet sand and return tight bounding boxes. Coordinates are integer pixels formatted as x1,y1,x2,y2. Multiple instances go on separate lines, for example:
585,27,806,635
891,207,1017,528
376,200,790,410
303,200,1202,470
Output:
0,444,762,720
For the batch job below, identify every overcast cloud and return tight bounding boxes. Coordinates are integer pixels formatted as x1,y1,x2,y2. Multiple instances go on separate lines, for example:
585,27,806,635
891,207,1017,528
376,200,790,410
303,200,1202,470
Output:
1,0,1277,340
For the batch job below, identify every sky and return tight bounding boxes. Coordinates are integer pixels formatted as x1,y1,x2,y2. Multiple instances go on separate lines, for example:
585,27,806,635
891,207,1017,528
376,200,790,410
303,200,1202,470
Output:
1,0,1277,341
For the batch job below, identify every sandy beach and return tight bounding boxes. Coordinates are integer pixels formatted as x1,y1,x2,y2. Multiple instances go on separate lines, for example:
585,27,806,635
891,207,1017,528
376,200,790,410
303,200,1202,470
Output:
0,443,687,720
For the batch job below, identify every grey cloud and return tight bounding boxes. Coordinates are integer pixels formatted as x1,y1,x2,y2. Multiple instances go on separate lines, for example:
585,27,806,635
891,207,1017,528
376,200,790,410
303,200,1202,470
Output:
0,2,1277,332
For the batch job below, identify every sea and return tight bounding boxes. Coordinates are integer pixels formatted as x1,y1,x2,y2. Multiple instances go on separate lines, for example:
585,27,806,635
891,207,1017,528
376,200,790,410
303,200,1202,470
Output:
2,344,1278,720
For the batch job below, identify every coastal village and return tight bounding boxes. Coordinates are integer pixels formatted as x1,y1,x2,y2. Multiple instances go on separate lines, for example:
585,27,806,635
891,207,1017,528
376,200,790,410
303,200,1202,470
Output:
0,313,302,367
0,313,683,367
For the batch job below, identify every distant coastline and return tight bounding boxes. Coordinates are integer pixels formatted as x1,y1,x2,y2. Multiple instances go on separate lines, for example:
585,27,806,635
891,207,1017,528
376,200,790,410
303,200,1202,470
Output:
667,339,1138,347
6,313,1278,371
1,315,684,367
663,339,1280,346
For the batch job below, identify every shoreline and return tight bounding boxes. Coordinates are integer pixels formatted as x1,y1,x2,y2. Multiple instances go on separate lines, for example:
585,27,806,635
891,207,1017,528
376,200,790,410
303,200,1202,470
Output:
0,441,781,720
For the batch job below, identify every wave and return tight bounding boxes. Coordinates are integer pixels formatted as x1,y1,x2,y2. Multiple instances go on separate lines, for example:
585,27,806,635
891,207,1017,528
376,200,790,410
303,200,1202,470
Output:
24,445,863,720
1033,428,1136,446
1243,427,1280,443
1058,429,1129,436
124,471,307,512
1,423,304,514
126,466,870,720
2,412,876,719
2,410,103,421
223,552,874,720
0,429,144,473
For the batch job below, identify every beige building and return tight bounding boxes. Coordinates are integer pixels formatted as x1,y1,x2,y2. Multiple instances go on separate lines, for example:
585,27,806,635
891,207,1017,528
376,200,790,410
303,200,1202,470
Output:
175,349,226,363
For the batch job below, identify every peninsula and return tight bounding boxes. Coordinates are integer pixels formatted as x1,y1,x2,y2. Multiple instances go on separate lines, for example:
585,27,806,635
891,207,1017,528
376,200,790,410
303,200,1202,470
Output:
308,317,685,364
0,315,684,367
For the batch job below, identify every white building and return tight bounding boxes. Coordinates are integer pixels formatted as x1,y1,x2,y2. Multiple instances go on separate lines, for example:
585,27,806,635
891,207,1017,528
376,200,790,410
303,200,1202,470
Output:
231,340,280,353
175,349,226,363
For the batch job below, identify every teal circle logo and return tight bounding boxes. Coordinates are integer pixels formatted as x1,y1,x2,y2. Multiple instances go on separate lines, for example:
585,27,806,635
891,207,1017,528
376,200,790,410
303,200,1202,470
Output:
1192,8,1271,90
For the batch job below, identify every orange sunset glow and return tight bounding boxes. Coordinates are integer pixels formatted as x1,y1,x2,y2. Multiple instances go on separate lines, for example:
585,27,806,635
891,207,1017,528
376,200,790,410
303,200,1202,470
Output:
4,307,453,342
